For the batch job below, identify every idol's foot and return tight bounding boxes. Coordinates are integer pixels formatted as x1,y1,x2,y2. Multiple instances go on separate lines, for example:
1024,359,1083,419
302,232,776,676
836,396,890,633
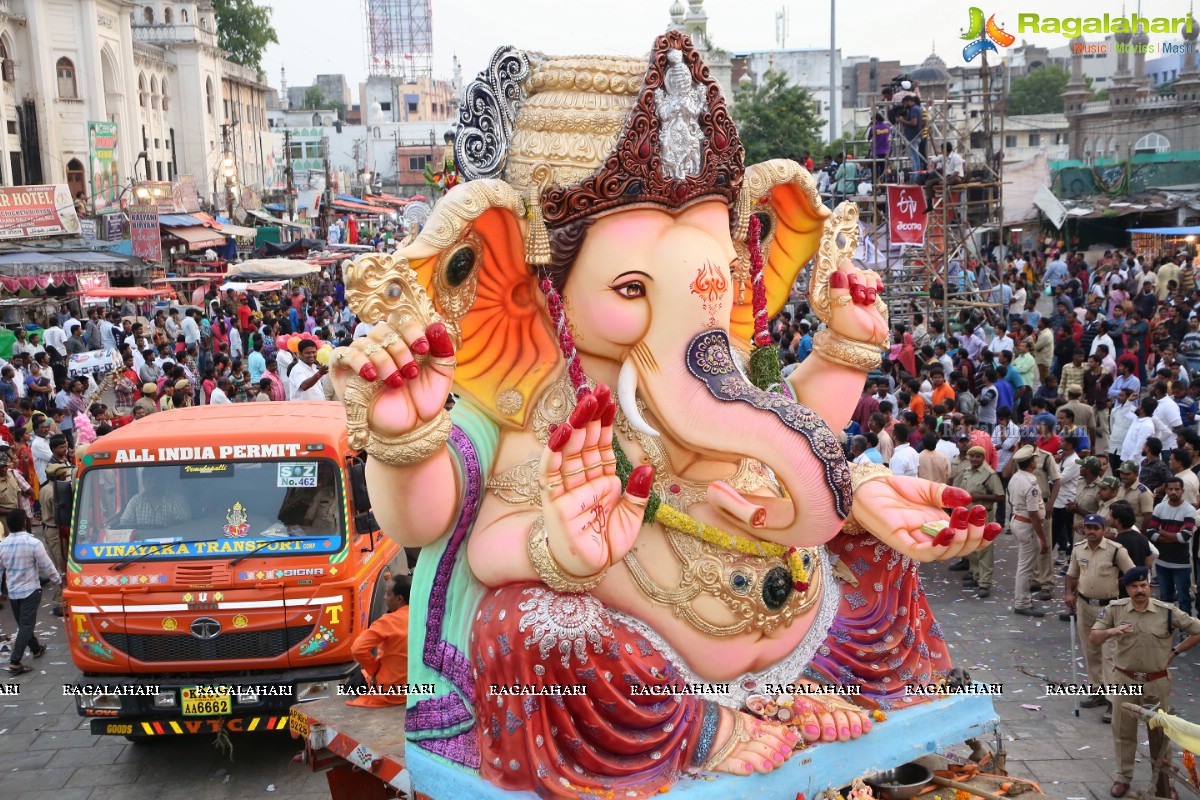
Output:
792,695,874,743
709,710,798,775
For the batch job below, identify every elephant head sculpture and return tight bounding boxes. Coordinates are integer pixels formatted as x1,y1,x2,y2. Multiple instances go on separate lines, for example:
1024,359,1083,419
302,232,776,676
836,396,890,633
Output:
333,30,995,800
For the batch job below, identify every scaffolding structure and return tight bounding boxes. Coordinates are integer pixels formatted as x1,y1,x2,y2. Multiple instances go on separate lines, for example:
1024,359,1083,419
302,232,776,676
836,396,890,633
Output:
362,0,433,80
864,59,1008,333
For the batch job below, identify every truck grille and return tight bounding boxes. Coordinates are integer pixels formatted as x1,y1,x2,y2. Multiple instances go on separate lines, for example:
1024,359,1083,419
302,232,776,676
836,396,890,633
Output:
102,626,314,663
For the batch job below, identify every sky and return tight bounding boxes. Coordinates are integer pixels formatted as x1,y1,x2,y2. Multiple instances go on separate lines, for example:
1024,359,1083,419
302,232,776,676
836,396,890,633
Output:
260,0,1199,97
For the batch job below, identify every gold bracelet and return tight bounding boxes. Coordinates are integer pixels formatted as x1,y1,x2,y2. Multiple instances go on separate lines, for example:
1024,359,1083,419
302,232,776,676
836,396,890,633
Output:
812,328,884,372
364,410,452,467
701,712,749,772
850,462,892,491
842,463,893,534
526,516,607,593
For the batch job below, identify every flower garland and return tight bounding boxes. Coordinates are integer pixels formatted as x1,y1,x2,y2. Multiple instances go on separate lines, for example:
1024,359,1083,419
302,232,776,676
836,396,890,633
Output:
746,213,784,393
612,436,810,591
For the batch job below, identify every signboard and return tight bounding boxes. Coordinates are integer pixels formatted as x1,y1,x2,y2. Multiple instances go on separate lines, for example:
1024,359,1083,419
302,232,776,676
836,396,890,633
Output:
129,204,161,263
277,463,318,488
68,348,120,379
103,213,124,242
88,121,120,213
79,218,97,240
0,185,81,240
176,175,202,214
886,186,927,246
1033,185,1068,231
76,272,110,306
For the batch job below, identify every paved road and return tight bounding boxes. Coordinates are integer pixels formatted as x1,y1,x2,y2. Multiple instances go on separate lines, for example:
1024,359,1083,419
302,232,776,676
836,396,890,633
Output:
2,529,1197,799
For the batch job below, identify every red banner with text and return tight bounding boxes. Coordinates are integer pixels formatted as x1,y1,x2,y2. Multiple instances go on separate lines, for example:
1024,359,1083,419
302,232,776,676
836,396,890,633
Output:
887,185,927,246
130,204,162,264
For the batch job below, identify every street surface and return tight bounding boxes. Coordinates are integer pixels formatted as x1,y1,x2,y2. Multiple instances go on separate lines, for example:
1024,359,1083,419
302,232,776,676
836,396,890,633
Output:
1,531,1197,799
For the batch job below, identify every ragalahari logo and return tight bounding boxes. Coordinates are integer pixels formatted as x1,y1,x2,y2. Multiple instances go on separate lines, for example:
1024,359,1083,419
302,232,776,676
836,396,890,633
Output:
962,7,1016,62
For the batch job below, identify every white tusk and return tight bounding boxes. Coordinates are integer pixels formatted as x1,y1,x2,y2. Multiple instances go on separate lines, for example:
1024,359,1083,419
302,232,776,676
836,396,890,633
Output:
618,358,661,438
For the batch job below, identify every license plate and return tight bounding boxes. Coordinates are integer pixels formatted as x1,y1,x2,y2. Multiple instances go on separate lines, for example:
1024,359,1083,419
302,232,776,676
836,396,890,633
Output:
289,707,309,738
180,687,231,717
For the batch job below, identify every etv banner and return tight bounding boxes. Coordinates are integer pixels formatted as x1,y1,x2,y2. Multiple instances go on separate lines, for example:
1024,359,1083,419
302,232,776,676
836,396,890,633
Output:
887,186,927,246
130,204,161,263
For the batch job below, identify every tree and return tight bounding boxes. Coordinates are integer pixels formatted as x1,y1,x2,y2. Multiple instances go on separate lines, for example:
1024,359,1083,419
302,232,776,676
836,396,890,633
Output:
732,71,826,165
1006,65,1069,115
212,0,278,71
302,86,326,110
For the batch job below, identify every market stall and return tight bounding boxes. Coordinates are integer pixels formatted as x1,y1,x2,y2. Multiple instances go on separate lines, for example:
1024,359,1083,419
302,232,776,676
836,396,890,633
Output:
225,259,321,280
1129,225,1200,260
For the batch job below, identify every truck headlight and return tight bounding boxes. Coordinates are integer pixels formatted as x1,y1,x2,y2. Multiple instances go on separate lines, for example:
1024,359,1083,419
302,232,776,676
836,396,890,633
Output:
75,693,122,711
295,681,333,702
152,692,177,709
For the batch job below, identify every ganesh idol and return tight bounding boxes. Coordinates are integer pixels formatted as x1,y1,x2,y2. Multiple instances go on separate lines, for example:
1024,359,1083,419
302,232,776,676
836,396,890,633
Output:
329,32,998,800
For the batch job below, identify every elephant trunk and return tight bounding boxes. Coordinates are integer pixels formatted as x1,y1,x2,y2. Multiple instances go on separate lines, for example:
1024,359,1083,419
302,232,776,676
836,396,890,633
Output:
633,329,852,548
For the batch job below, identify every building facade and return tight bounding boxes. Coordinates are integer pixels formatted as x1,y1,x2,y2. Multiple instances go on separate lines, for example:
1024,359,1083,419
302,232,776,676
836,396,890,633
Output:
0,0,276,212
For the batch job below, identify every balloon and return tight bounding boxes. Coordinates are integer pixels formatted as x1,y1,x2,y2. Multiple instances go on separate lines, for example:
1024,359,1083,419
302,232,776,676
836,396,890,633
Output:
316,346,332,366
287,335,301,353
275,335,288,351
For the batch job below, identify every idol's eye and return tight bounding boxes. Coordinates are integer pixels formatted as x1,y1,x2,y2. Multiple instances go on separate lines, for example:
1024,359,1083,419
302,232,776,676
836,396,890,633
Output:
612,281,646,299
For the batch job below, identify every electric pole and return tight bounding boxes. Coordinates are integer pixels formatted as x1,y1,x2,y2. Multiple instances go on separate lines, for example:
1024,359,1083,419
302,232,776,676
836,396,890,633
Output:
320,134,333,234
220,122,238,220
283,129,296,221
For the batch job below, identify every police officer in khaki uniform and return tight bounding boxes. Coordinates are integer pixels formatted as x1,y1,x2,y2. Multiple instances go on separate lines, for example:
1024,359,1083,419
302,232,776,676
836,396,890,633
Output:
1065,514,1134,709
1068,457,1104,537
1116,460,1155,532
954,445,1004,598
1091,567,1200,798
1009,446,1048,616
1097,476,1121,537
1007,439,1061,599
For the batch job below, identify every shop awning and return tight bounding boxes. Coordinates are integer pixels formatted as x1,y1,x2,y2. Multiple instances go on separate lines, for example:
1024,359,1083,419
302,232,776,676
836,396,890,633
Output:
219,280,289,293
226,258,320,279
1128,226,1200,235
165,225,228,250
75,287,172,299
159,214,206,227
0,250,149,276
246,209,305,230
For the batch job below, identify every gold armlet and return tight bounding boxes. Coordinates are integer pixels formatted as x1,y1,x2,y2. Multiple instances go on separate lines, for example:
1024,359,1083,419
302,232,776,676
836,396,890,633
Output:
364,410,452,467
701,712,749,772
526,516,607,594
843,463,893,534
812,328,884,372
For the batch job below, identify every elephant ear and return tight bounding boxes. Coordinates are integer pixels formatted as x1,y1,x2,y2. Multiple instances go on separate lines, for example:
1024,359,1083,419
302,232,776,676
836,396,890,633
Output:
388,179,561,430
729,160,831,347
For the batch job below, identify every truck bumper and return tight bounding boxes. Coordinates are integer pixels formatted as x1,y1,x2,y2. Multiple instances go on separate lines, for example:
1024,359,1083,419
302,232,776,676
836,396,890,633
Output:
76,661,357,735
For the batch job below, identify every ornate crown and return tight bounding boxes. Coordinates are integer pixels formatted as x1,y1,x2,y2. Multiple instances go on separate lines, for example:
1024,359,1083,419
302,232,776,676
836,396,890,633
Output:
454,30,744,234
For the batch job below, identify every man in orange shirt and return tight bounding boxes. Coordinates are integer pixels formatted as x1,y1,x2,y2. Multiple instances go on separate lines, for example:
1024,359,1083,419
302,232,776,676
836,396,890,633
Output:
930,367,956,407
347,574,410,708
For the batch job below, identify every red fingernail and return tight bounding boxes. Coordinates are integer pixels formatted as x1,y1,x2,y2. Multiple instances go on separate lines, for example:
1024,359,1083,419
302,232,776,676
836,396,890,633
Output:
830,271,848,289
945,487,972,507
600,400,616,427
969,505,987,525
950,507,969,529
934,528,956,546
627,465,654,498
593,384,611,412
865,289,877,303
359,364,378,382
570,395,598,427
401,362,419,380
427,323,454,357
385,372,405,389
411,337,430,355
983,523,1002,542
548,424,572,452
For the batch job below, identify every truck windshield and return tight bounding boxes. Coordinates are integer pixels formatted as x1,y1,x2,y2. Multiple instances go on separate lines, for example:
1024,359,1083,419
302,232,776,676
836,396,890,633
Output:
73,460,345,562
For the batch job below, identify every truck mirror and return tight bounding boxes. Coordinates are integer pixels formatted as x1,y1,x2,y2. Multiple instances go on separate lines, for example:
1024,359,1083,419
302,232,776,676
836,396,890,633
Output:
354,511,379,538
349,461,371,517
54,480,74,527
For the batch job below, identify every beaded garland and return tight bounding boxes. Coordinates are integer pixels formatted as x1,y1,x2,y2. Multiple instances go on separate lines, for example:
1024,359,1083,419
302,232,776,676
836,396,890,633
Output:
611,436,811,591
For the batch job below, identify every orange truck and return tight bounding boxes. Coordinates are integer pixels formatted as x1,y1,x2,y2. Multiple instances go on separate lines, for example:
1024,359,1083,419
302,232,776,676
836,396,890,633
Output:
64,403,403,741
